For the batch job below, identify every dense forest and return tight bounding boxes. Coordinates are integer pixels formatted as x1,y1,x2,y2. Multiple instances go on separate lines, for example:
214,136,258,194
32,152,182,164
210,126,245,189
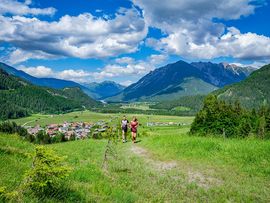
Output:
190,95,270,139
0,69,100,120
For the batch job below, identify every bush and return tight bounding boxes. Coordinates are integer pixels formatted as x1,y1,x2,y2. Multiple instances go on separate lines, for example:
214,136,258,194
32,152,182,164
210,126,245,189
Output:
51,133,66,143
0,121,28,137
35,131,51,144
23,146,71,197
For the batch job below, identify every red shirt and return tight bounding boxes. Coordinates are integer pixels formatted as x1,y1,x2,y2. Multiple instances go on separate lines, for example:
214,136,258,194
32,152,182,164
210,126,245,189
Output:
130,121,138,132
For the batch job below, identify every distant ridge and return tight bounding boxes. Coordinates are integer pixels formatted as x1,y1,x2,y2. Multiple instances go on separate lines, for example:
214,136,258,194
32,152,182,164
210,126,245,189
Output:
83,81,125,99
106,60,254,102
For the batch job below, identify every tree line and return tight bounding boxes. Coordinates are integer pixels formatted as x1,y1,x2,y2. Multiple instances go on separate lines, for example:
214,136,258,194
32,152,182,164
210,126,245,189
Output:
190,95,270,139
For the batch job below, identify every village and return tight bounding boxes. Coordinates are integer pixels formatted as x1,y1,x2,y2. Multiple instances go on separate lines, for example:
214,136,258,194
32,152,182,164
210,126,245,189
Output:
25,120,109,140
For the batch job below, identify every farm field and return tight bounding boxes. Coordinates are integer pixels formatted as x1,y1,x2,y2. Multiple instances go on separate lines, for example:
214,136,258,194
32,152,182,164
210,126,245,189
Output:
1,112,270,202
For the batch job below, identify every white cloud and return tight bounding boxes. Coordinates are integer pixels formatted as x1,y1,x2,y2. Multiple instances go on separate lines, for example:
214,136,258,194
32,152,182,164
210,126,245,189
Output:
148,54,168,65
0,0,56,16
1,0,269,66
18,65,54,77
18,65,92,83
133,0,270,61
148,27,270,60
57,69,91,81
115,57,135,64
133,0,257,32
6,48,57,65
0,7,147,63
93,54,167,79
93,63,150,79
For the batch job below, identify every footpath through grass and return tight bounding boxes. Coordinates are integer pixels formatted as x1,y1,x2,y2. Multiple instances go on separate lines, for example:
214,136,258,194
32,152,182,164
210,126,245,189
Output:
1,113,270,202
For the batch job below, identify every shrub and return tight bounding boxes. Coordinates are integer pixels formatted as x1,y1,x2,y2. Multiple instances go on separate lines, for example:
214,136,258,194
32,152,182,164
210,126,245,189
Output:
0,121,28,137
0,186,19,202
51,133,66,143
23,146,71,197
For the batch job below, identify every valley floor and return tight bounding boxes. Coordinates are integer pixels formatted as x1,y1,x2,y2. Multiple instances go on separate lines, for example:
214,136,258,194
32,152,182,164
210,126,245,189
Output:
1,113,270,202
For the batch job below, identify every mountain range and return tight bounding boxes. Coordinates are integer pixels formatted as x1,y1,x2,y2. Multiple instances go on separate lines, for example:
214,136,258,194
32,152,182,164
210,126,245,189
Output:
0,60,257,105
106,60,255,102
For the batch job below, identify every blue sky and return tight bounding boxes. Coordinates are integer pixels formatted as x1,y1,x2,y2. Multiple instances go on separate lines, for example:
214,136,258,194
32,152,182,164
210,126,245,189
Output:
0,0,269,85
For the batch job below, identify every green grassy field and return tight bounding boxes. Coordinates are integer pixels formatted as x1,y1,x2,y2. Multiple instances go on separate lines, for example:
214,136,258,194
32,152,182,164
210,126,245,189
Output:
1,112,270,202
9,110,194,127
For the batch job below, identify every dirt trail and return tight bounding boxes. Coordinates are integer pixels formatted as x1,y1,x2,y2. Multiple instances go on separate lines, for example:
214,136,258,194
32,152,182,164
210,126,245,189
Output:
130,144,221,189
130,145,178,171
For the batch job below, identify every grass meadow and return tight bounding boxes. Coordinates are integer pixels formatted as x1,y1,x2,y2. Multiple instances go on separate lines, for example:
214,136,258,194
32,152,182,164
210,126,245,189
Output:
9,110,194,127
1,111,270,202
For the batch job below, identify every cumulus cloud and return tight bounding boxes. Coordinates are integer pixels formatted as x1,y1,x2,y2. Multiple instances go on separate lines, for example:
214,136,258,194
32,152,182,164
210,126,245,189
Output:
1,0,269,67
147,27,270,60
115,57,135,64
93,54,167,79
18,65,54,77
0,7,147,63
133,0,257,31
133,0,270,61
149,54,168,65
92,63,149,80
18,65,92,83
57,69,92,82
0,0,56,16
6,48,57,65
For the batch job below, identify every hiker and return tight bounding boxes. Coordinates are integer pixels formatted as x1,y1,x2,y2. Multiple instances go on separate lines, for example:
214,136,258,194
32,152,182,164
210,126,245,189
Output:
121,116,129,143
130,116,139,143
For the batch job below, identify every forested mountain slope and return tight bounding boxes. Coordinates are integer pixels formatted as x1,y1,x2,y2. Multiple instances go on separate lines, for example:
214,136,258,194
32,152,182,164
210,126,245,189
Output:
0,69,100,120
214,64,270,109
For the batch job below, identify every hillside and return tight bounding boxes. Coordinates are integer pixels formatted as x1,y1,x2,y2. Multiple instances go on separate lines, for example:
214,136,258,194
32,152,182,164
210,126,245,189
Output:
83,81,125,99
106,60,253,102
0,69,100,120
215,64,270,109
